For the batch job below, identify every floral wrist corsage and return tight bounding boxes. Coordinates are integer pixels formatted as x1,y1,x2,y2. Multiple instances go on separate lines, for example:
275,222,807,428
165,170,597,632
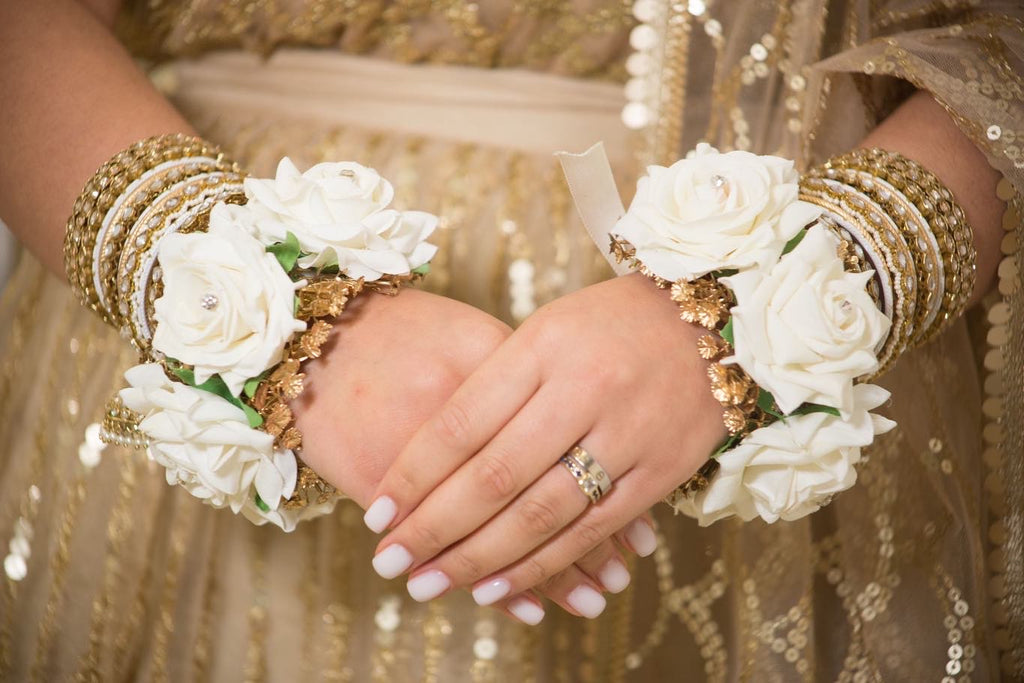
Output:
611,144,895,525
117,159,438,531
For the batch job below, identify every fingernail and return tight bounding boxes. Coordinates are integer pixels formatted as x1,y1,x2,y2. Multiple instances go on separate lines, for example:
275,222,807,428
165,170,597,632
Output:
372,544,413,579
598,560,631,594
508,597,545,625
625,519,657,557
566,585,606,619
364,496,397,533
472,578,511,606
407,570,450,602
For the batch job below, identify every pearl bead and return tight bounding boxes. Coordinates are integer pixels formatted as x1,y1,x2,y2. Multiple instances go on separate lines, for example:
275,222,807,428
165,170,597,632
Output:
621,102,651,130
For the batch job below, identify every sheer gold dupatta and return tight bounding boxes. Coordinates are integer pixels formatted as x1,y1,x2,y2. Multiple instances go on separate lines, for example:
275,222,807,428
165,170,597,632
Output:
800,7,1024,675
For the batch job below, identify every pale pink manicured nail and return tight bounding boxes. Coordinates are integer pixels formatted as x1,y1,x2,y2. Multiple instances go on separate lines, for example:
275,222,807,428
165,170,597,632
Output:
566,585,606,618
363,496,397,533
598,560,631,593
472,578,511,606
407,570,450,602
508,597,545,625
372,544,413,579
625,519,657,557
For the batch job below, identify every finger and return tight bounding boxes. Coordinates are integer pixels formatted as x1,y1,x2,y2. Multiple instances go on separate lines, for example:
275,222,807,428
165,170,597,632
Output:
613,513,658,558
465,470,655,602
371,382,594,573
363,332,542,534
401,435,635,600
497,592,546,626
499,565,608,620
572,537,631,594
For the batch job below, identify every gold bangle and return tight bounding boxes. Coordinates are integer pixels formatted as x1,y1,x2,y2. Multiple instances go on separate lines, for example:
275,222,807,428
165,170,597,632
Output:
800,178,918,376
116,172,246,352
96,157,237,325
813,148,975,342
64,134,238,323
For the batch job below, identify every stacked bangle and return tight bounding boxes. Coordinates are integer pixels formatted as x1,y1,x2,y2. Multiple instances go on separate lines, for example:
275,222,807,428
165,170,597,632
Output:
804,148,976,348
67,140,439,530
64,134,238,326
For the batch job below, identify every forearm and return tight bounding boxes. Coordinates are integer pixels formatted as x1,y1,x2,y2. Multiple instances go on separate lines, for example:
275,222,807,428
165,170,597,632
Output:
0,0,191,276
859,90,1004,306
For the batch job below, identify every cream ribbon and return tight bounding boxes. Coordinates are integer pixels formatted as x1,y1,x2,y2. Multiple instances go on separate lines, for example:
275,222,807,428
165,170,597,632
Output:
555,142,632,276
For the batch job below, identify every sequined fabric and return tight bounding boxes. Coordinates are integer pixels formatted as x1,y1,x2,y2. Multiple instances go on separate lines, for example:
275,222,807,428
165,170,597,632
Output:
1,1,1022,680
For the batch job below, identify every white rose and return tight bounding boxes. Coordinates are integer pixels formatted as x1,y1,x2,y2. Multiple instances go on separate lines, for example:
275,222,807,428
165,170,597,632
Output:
119,363,298,528
216,157,438,280
722,225,890,415
612,143,822,281
240,496,340,533
151,221,306,396
674,383,896,525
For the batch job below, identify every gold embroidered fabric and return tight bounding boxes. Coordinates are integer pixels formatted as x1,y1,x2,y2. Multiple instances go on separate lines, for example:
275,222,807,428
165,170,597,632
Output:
1,1,1022,681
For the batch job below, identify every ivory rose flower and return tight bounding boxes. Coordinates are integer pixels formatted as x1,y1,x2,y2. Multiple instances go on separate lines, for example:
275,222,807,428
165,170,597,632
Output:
120,363,298,528
214,157,438,280
722,225,890,415
151,221,306,396
612,143,821,281
673,383,896,525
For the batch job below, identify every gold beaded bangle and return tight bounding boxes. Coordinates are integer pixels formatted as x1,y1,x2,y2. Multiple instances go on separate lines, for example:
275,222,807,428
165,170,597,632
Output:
116,172,246,351
814,148,976,342
800,180,898,320
825,167,944,340
95,157,237,324
800,178,919,376
64,134,238,323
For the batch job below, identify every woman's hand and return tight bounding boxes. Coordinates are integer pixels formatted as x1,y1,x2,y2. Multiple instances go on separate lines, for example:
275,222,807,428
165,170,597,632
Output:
363,273,728,618
293,288,511,508
292,288,655,623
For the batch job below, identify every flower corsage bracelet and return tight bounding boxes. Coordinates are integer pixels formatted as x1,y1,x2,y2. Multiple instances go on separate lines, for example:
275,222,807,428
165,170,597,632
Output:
606,144,974,525
65,135,438,531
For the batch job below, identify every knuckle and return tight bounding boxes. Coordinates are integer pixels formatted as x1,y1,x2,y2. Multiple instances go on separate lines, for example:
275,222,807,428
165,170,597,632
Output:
589,357,635,391
473,454,518,501
390,466,420,500
445,549,483,582
519,557,549,588
517,498,562,537
408,521,446,555
474,319,512,356
572,518,606,551
432,399,473,449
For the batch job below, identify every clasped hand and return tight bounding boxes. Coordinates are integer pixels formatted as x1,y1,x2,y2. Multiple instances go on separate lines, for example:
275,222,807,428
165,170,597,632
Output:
340,273,726,623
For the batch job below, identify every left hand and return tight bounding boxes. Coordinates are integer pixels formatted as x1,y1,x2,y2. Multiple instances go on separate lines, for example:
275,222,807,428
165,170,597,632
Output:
362,273,728,617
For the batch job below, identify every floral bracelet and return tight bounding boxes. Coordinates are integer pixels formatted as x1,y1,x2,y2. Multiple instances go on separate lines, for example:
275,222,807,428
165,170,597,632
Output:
99,157,439,531
610,144,895,525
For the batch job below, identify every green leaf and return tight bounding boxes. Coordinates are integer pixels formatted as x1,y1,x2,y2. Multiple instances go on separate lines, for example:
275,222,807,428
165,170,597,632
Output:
241,403,264,429
243,371,268,399
412,263,431,275
789,402,841,417
254,494,270,513
267,231,301,272
757,388,784,419
171,366,197,386
710,268,738,279
711,433,742,458
720,318,735,346
293,294,300,317
782,229,807,255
